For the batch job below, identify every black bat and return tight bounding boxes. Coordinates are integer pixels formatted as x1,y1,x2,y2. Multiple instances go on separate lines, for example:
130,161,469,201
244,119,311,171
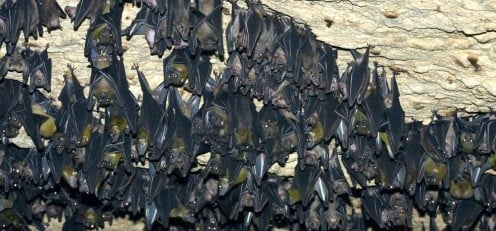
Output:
84,8,123,68
382,72,405,157
30,90,58,139
402,121,424,195
295,29,320,90
475,118,496,154
0,47,29,82
362,187,395,229
87,70,125,109
229,89,262,155
121,5,155,40
108,164,135,199
9,0,40,54
304,94,340,149
190,1,223,57
276,18,299,75
134,64,167,156
161,87,196,176
96,134,133,173
185,52,212,95
11,88,44,149
58,64,85,109
326,147,350,196
163,48,191,87
251,16,277,64
26,45,52,92
57,97,94,151
418,152,449,188
165,0,190,45
36,0,66,34
346,47,370,107
225,0,247,53
45,142,73,185
361,62,386,139
294,163,320,207
323,196,347,230
376,148,406,190
244,0,264,57
66,0,121,31
0,3,12,51
450,198,483,230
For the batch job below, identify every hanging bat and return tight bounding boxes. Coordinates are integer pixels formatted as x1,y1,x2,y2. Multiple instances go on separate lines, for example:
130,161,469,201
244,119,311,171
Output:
294,163,320,207
65,0,121,31
134,64,167,156
26,45,52,92
165,0,190,45
345,47,370,107
87,70,125,109
8,0,40,54
36,0,67,34
190,0,224,57
0,47,29,82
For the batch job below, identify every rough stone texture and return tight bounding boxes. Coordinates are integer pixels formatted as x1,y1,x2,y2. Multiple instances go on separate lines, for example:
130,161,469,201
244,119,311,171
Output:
8,0,494,230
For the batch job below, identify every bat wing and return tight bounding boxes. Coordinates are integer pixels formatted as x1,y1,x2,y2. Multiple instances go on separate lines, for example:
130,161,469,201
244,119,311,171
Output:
384,74,405,155
72,0,100,30
294,164,320,207
347,48,370,107
135,64,166,146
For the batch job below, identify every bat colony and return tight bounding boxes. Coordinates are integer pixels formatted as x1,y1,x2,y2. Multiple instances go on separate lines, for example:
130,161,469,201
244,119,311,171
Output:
0,0,492,230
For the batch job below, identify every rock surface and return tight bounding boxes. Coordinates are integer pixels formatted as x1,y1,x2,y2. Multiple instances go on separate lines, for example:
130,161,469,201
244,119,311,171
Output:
10,0,495,230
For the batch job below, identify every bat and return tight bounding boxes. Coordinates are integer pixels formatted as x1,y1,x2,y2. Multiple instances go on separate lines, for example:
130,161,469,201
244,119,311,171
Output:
347,47,371,107
0,47,29,82
26,45,52,92
58,64,85,109
229,89,262,154
295,29,321,90
361,62,386,139
475,118,496,154
451,198,484,230
418,153,449,188
134,64,167,156
304,93,340,149
121,5,155,40
57,97,94,151
185,51,212,95
30,90,58,140
96,134,133,173
36,0,67,34
376,148,406,190
87,70,125,109
165,0,190,45
190,0,224,57
66,0,120,31
161,87,195,176
244,0,264,57
163,48,190,87
9,0,40,54
225,0,247,53
382,73,405,157
0,3,12,51
251,16,277,64
84,8,123,69
294,163,320,207
326,147,350,196
323,196,347,230
8,88,44,149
